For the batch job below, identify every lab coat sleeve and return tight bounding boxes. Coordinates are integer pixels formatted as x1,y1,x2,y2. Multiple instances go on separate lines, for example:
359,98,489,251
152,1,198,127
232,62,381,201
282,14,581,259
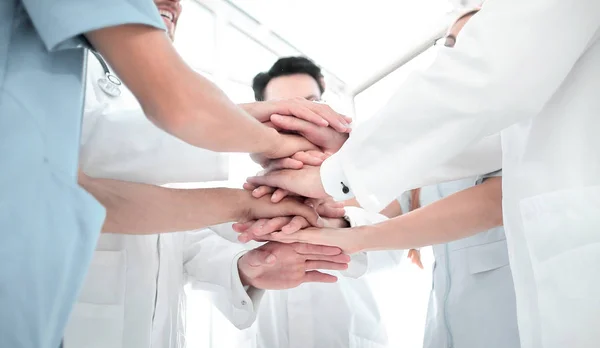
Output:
183,229,264,330
79,55,229,184
321,0,600,211
341,207,405,279
21,0,165,51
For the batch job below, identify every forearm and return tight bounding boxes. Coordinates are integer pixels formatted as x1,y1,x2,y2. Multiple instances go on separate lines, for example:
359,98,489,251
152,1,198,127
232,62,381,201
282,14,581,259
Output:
79,173,242,234
85,25,277,153
358,178,503,251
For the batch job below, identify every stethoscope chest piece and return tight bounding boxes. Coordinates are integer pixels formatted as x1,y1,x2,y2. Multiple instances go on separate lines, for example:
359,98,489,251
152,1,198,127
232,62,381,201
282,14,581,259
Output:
97,73,122,97
91,50,123,97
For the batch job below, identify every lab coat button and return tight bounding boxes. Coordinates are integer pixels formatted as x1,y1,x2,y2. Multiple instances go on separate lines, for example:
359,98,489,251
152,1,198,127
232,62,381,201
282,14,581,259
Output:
241,300,247,306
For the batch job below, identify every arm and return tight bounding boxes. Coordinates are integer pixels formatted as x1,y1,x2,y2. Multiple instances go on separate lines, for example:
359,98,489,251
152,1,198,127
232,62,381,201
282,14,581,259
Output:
84,26,347,156
77,173,320,234
80,56,228,184
266,176,503,254
340,207,405,278
317,0,600,211
183,228,349,329
359,176,503,252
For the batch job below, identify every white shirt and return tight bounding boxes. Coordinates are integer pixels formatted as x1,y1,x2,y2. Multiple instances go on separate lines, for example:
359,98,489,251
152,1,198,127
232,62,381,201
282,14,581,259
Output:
321,1,600,347
235,207,404,348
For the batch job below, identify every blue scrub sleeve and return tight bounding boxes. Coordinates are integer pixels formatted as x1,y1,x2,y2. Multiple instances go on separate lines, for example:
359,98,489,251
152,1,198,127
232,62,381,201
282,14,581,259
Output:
475,169,502,185
21,0,166,51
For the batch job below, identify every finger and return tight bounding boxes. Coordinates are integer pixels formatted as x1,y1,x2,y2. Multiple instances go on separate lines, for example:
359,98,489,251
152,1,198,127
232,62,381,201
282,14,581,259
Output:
264,232,299,244
243,182,257,191
232,221,255,233
252,185,276,198
271,114,315,134
415,257,424,269
247,172,289,192
305,260,349,271
243,249,277,267
281,215,310,234
277,198,322,227
302,271,338,283
305,150,329,160
246,219,269,236
307,103,351,133
316,202,346,218
284,102,330,127
271,189,290,203
265,158,303,171
304,253,351,263
262,121,282,131
260,216,293,234
292,242,342,256
291,151,324,166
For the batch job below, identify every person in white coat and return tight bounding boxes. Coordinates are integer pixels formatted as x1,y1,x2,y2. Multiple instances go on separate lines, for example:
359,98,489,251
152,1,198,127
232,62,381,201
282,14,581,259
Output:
397,12,519,348
246,1,600,347
229,57,404,348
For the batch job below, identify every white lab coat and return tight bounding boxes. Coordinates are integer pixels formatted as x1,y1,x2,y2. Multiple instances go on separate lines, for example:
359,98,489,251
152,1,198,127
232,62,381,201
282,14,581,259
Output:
235,207,404,348
320,1,600,347
65,55,260,348
399,174,519,348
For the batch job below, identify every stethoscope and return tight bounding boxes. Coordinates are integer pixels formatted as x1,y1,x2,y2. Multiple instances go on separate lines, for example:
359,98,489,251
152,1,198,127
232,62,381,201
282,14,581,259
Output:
91,50,123,97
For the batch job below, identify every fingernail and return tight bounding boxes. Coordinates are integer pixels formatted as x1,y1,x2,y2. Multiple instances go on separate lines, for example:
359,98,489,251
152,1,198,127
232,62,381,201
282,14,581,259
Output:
265,255,276,263
317,217,324,227
238,234,249,243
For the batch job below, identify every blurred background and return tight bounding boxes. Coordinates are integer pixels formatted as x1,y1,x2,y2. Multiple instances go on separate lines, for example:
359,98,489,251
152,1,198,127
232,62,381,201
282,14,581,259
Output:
172,1,480,346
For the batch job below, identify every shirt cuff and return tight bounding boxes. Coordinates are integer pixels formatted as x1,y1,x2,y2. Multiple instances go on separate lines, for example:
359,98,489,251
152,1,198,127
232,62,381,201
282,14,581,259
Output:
320,154,354,201
229,251,265,328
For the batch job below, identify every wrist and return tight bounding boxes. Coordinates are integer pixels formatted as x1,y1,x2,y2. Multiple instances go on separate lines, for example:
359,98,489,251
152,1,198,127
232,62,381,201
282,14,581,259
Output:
353,225,373,253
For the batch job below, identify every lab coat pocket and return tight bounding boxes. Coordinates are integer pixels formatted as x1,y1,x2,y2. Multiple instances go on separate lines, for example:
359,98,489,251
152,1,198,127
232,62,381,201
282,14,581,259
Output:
64,302,124,348
520,186,600,347
467,239,510,274
77,250,127,305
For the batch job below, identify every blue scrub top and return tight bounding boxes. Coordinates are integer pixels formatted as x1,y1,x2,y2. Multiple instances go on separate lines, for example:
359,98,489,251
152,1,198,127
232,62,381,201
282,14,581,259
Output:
0,1,164,347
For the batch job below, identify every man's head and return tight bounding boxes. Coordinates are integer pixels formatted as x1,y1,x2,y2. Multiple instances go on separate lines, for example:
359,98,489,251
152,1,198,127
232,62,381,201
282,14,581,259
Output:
154,0,182,41
252,57,325,102
443,8,480,47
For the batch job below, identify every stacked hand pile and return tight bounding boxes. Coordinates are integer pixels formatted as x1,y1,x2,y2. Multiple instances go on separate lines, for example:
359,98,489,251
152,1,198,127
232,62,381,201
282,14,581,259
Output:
234,98,358,252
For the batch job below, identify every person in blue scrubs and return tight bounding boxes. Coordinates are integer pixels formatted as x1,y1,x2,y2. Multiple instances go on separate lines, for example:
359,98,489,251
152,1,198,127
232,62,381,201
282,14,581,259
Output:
0,1,349,348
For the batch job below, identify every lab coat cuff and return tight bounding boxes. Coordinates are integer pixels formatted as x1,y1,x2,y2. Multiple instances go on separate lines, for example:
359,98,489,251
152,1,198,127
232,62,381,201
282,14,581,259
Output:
339,207,388,278
230,251,264,329
320,154,355,201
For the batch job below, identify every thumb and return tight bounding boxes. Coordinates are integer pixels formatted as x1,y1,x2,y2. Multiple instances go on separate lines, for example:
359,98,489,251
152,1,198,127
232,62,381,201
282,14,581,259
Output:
244,249,277,267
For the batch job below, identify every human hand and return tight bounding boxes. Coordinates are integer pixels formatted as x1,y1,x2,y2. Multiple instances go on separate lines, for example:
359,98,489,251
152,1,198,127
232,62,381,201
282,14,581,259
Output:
246,165,328,200
258,226,365,255
270,114,348,154
240,98,352,133
235,189,322,228
407,249,424,269
260,132,322,161
247,151,330,203
233,210,348,243
237,242,351,289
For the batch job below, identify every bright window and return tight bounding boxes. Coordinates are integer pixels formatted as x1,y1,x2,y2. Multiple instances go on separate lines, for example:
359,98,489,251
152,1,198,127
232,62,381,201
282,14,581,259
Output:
175,0,216,72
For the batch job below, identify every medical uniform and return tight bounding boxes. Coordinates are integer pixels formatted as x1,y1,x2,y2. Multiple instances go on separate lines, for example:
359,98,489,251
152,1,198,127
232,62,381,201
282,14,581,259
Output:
320,1,600,347
237,207,404,348
399,173,519,348
0,2,163,348
65,56,258,348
